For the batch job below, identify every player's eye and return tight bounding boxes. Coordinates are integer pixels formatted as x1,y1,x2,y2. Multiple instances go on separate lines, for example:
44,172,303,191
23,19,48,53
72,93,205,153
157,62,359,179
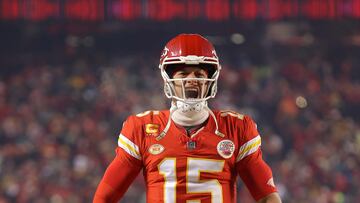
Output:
179,72,187,77
195,71,207,78
173,72,185,78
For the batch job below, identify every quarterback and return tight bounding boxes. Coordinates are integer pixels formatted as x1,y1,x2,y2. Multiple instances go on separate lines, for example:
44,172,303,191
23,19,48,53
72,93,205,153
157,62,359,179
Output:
93,34,282,203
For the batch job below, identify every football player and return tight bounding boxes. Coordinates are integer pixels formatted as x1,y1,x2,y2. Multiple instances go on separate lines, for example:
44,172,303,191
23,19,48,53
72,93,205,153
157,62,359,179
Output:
93,34,282,203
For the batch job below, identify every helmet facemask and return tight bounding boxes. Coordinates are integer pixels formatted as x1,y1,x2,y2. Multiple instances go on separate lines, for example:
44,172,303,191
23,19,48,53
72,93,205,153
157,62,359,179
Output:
161,62,219,105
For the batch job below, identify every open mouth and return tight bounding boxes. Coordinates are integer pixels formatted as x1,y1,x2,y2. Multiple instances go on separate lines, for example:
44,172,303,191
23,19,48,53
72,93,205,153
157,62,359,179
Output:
185,88,199,98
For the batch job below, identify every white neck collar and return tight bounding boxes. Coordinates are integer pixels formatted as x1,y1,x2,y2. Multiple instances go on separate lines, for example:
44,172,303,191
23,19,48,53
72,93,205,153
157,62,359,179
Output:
170,101,209,126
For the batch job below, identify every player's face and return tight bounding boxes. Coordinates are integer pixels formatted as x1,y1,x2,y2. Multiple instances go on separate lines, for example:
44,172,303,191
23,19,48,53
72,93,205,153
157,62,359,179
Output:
172,66,209,99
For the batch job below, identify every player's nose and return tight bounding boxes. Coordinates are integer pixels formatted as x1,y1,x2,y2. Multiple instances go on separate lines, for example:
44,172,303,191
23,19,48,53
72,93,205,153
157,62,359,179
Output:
185,71,199,83
185,74,198,86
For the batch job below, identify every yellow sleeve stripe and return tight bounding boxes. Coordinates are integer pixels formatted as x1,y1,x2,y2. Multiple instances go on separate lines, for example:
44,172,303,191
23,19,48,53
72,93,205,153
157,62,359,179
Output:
236,135,261,162
117,134,141,160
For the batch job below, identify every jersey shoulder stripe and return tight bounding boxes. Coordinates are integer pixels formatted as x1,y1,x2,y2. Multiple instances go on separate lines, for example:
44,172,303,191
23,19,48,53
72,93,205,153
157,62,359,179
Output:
117,133,141,160
236,135,261,162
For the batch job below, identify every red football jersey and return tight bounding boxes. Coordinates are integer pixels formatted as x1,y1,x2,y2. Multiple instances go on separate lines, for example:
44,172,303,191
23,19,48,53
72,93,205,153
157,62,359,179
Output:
94,110,277,203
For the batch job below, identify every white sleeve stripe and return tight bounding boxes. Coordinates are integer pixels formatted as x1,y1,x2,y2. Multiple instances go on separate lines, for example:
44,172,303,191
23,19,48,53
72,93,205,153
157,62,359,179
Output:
118,141,141,160
117,134,141,160
236,135,261,162
119,133,140,151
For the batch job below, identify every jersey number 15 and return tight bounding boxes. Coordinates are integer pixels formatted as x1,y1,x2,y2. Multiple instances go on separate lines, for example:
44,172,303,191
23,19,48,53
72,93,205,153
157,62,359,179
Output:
158,157,225,203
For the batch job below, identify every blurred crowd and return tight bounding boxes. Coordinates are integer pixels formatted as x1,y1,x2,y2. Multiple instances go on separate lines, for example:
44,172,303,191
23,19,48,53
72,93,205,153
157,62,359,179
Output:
0,28,359,203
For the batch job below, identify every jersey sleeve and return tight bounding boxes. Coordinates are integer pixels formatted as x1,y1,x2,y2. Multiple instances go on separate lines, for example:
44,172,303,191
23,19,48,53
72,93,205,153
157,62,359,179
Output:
235,116,277,201
117,115,143,161
93,116,143,203
235,115,261,162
